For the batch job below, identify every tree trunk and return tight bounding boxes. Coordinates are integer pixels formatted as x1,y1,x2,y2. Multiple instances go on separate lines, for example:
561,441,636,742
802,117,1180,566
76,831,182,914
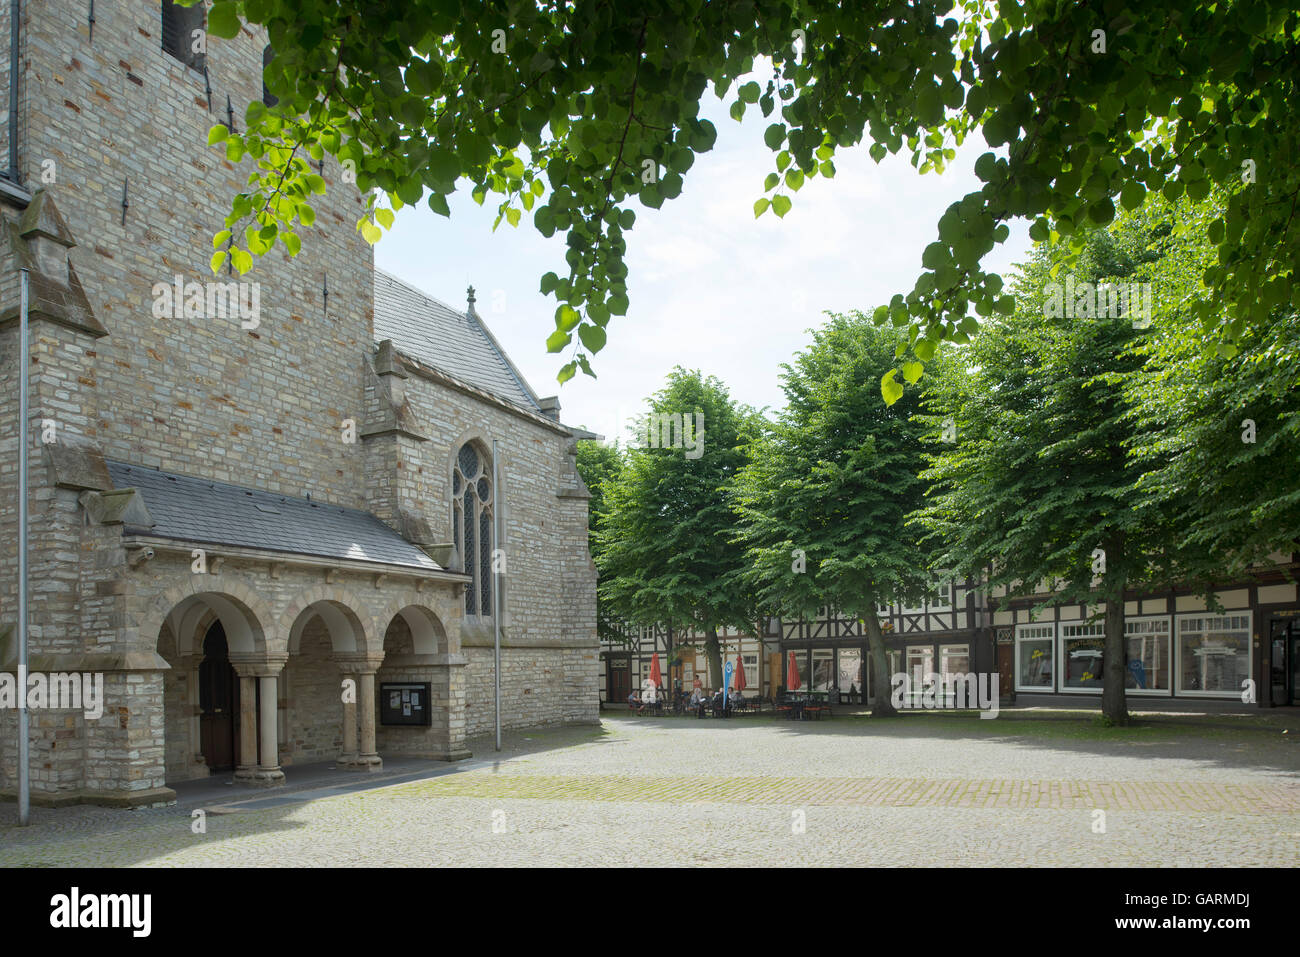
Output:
1100,540,1131,726
704,625,723,691
864,614,897,717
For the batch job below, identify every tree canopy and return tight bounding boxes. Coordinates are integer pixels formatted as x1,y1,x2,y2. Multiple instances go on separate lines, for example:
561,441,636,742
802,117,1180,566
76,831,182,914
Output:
191,1,1300,397
594,369,760,681
733,314,943,714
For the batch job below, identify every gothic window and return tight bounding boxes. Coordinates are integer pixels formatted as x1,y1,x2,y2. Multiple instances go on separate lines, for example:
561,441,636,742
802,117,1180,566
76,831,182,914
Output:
453,442,494,617
262,45,278,106
161,0,207,72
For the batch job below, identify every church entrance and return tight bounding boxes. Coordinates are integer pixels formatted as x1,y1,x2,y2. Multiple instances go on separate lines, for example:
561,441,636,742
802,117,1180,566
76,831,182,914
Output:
199,623,238,772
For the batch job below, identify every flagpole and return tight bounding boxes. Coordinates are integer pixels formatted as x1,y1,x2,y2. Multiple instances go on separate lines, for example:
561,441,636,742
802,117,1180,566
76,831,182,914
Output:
492,439,501,752
17,267,30,825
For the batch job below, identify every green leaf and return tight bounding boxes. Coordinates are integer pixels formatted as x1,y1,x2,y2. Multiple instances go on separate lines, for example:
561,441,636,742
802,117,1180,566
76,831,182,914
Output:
208,125,229,146
360,219,382,244
578,324,607,353
427,193,451,217
557,305,581,332
764,123,786,150
547,330,572,353
375,207,394,229
881,371,904,405
772,195,792,218
557,361,577,383
738,81,761,103
1120,181,1146,211
210,250,227,274
283,231,301,257
207,1,241,39
901,361,924,384
212,229,231,250
754,197,771,218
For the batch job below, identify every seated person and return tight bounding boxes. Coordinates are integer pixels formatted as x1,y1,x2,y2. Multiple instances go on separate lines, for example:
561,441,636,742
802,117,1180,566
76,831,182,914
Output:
690,687,706,717
731,690,746,710
627,690,641,711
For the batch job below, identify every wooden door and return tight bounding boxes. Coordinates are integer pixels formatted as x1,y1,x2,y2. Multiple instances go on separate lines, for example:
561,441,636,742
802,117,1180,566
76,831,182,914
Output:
607,657,631,704
199,623,237,772
996,643,1014,701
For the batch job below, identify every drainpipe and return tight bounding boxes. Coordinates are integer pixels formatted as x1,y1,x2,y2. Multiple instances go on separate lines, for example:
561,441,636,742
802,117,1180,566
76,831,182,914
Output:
17,268,29,824
492,438,501,751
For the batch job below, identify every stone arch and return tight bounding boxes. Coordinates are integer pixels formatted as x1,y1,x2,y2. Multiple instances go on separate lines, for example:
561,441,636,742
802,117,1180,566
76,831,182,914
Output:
280,585,375,654
145,580,272,656
379,603,450,657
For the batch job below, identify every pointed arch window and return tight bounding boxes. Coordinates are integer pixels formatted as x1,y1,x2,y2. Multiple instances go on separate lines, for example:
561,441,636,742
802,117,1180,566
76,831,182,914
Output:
452,442,493,617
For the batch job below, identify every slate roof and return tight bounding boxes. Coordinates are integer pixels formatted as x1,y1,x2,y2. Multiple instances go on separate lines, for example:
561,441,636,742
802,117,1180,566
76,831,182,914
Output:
106,461,440,571
373,269,542,413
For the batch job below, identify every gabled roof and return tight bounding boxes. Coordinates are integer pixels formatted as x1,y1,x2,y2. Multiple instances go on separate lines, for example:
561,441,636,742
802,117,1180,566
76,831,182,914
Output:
373,268,541,413
106,461,440,572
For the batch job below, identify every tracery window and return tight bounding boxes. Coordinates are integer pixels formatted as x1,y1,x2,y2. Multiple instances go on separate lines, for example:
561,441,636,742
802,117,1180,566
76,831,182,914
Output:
452,442,493,617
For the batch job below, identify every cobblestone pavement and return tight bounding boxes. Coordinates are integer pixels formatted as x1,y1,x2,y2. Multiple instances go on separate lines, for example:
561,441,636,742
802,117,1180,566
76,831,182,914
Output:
2,712,1298,867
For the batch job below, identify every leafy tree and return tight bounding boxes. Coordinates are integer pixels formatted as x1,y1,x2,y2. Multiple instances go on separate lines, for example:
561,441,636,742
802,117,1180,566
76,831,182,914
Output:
595,369,758,684
574,439,627,642
190,0,1300,391
733,314,942,716
917,216,1195,724
1121,197,1300,569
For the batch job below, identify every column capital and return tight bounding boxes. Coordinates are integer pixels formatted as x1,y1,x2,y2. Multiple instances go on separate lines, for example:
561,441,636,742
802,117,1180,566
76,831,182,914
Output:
333,652,386,674
229,652,289,677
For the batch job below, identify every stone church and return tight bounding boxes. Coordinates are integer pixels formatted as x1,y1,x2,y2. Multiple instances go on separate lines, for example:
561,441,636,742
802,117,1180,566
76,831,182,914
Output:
0,1,599,807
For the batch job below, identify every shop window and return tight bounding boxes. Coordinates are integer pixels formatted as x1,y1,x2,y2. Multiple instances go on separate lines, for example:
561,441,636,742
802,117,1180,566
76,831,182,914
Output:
837,648,863,701
1178,614,1251,695
812,649,834,692
1060,622,1105,691
1125,617,1172,692
1015,623,1055,691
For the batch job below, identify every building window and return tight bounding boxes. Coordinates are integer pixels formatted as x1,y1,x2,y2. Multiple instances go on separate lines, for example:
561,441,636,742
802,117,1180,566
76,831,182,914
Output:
812,649,834,692
452,442,493,618
741,653,759,690
262,45,278,106
1125,617,1172,693
1015,623,1055,691
161,0,207,72
928,572,954,612
1178,614,1251,696
837,648,863,700
1060,621,1106,692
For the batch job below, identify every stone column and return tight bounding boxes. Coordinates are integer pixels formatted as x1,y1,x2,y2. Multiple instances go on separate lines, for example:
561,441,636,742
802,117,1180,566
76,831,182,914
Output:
235,674,258,781
231,654,287,787
339,686,358,766
356,671,382,771
258,675,282,783
335,653,384,771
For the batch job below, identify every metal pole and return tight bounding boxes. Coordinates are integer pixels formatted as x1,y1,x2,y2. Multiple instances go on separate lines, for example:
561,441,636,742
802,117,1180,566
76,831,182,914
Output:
492,439,501,751
17,267,29,824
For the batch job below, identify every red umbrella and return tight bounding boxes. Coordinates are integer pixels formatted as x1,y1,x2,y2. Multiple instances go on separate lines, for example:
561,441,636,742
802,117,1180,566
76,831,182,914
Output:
787,651,802,691
733,654,747,692
649,652,662,692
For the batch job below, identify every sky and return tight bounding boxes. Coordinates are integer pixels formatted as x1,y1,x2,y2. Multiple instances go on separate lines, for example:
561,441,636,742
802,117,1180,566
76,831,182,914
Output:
375,88,1033,444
